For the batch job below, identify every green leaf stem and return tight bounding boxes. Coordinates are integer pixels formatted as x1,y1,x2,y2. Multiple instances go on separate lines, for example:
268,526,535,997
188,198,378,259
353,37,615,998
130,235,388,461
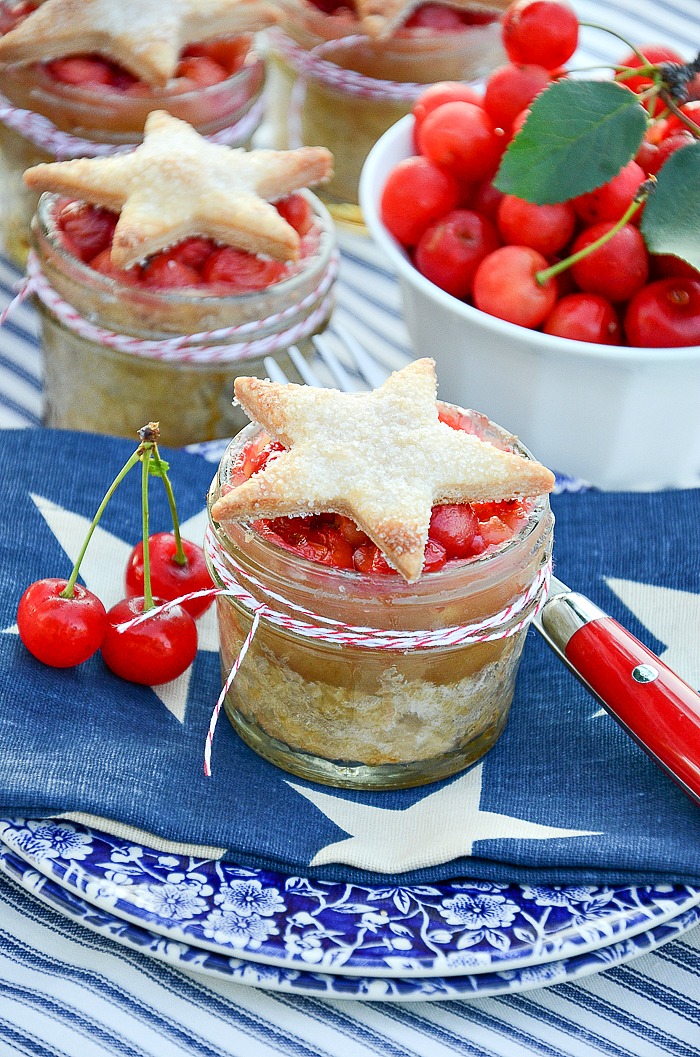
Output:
494,79,648,203
642,141,700,271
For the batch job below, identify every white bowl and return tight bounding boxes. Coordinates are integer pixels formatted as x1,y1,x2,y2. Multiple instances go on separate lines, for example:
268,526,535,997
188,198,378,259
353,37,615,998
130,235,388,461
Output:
359,114,700,490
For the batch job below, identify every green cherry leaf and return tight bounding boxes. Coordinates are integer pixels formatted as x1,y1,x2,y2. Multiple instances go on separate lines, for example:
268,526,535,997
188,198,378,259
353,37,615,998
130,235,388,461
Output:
494,79,648,204
641,141,700,271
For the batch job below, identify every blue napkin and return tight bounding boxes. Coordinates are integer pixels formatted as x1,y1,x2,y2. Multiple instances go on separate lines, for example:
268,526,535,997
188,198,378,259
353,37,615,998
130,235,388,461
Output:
1,427,699,886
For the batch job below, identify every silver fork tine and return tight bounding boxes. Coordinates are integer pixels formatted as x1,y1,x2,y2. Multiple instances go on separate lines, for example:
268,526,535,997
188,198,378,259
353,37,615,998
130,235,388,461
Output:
311,332,358,392
263,355,297,385
332,325,390,389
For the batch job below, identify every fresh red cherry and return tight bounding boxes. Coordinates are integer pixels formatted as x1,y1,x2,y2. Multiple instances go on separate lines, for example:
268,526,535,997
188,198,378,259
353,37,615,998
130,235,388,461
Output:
544,293,622,344
624,278,700,347
415,209,501,300
483,63,551,132
17,578,107,668
101,597,198,685
572,160,646,225
417,101,503,182
502,0,579,70
569,222,649,302
125,533,215,618
473,245,558,327
497,195,576,256
413,82,483,139
380,155,460,247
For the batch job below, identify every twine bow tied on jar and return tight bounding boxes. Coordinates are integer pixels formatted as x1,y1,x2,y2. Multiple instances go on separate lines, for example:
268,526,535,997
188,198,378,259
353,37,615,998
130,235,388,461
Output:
116,525,552,777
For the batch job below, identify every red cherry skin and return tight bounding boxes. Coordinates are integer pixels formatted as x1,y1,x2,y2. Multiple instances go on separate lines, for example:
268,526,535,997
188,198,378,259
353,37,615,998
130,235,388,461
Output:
381,156,460,246
544,293,622,344
497,194,575,255
502,0,579,70
101,597,198,685
572,160,646,225
483,63,551,131
169,237,216,270
142,254,202,289
617,45,685,115
17,579,107,668
414,209,501,299
46,56,115,87
624,279,700,348
473,245,558,327
413,81,483,138
276,194,314,236
417,101,503,182
125,533,215,619
201,246,287,290
569,223,649,302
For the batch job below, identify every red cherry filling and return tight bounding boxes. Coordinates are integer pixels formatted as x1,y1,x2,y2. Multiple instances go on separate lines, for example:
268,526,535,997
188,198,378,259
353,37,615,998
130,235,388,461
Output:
231,420,533,576
41,37,247,92
404,4,498,30
55,197,315,293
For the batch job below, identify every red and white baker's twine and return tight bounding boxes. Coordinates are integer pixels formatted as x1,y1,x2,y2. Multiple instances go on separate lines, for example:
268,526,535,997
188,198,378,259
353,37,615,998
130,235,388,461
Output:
4,248,339,363
118,526,551,776
0,89,266,159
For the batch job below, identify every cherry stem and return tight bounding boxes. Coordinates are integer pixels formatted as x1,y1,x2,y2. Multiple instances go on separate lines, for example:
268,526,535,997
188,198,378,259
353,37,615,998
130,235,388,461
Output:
152,442,187,567
536,185,652,286
60,449,142,599
141,445,154,612
579,23,648,65
660,93,700,138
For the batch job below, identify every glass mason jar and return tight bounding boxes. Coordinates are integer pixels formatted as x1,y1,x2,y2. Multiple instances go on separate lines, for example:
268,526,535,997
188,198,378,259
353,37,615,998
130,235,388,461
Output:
0,2,266,266
31,192,337,447
266,1,505,219
207,416,554,790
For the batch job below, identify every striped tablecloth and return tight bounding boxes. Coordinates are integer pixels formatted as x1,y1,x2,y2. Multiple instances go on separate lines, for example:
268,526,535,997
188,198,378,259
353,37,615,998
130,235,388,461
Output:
1,1,700,1054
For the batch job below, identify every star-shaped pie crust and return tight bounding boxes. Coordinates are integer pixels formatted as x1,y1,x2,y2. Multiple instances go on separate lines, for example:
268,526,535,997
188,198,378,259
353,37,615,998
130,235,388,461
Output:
24,110,333,267
354,0,510,38
0,0,281,87
210,358,555,582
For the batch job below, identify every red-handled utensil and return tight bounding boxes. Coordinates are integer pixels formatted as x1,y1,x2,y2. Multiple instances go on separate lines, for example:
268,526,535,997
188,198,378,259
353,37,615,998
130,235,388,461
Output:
533,575,700,807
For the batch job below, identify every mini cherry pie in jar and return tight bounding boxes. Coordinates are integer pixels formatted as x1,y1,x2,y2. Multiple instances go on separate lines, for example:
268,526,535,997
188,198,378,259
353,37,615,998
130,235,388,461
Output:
25,112,336,446
0,0,280,265
207,359,554,790
266,0,507,215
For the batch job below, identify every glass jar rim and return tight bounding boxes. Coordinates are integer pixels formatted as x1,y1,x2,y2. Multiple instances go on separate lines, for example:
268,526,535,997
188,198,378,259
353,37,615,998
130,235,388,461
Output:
34,189,337,310
209,416,552,595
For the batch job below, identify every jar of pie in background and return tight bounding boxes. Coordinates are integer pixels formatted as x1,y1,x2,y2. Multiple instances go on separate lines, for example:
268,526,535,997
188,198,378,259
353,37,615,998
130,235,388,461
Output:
30,191,338,447
266,0,507,223
0,0,274,266
207,414,553,790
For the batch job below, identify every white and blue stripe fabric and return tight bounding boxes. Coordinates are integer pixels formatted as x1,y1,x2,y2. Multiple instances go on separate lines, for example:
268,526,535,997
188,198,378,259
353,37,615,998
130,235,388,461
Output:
0,0,699,1054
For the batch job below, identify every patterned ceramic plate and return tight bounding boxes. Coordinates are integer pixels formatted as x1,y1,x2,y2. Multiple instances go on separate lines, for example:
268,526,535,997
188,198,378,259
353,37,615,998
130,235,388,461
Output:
2,842,698,1003
2,817,699,980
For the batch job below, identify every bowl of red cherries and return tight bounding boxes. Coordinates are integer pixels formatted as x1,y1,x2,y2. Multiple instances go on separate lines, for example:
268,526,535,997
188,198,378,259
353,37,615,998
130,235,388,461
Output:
360,0,700,489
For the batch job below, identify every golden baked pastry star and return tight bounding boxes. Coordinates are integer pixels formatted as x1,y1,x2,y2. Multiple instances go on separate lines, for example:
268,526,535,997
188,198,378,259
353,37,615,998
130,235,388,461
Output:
355,0,509,38
210,358,555,582
24,110,333,267
0,0,281,87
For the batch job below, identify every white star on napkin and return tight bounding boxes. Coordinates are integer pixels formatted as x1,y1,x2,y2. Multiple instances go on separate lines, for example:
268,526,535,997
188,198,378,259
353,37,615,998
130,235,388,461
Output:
2,495,214,722
288,764,601,874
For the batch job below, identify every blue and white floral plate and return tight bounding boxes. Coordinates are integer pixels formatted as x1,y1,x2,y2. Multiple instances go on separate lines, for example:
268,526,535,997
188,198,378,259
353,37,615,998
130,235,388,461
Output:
2,816,699,980
1,841,698,1003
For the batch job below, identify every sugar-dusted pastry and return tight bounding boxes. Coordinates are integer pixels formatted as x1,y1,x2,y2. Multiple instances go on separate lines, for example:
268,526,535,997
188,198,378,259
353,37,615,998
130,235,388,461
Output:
210,357,555,581
24,110,333,266
0,0,281,87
